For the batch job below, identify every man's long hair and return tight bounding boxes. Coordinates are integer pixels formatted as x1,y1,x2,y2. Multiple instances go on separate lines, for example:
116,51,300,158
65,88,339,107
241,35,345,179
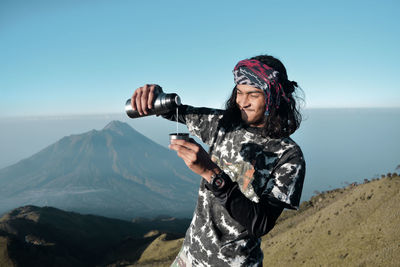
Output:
221,54,304,139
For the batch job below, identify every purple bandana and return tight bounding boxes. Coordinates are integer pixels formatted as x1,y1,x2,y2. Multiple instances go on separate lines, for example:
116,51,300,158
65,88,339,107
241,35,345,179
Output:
233,59,289,115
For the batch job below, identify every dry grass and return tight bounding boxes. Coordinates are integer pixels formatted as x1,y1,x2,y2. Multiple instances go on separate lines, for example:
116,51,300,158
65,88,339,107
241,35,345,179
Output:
129,234,183,267
261,176,400,266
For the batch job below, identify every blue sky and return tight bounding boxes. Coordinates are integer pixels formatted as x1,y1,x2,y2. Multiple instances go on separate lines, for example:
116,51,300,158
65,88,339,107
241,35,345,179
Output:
1,0,399,117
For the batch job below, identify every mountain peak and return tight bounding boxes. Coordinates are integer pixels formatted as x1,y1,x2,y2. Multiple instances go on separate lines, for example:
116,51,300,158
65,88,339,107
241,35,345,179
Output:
103,120,129,129
103,120,133,135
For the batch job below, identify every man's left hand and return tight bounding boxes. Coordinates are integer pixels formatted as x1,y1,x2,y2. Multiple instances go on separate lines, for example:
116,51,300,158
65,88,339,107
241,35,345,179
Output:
169,139,221,183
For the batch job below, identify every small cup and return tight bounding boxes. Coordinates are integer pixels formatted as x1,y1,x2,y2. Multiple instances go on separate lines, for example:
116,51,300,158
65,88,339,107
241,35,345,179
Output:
169,133,190,143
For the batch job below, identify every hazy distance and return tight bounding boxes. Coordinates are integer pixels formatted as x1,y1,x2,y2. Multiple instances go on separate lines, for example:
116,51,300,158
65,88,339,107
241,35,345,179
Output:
1,108,400,203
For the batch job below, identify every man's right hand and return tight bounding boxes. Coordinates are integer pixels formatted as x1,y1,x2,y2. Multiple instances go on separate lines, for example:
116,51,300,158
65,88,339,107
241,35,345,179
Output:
131,84,162,116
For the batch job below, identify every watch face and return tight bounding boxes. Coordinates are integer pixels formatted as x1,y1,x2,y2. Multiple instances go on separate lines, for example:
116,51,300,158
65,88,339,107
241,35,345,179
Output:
214,177,225,189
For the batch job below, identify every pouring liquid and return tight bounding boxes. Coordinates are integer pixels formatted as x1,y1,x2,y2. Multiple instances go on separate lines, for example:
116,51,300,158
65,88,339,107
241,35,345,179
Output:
169,107,189,142
176,107,179,135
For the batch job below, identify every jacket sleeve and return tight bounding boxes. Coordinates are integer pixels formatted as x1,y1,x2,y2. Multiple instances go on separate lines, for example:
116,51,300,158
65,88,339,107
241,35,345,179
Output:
162,105,224,146
205,173,284,238
263,148,306,210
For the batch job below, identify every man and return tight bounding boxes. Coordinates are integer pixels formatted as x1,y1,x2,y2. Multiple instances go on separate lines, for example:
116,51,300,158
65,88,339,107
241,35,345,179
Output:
131,54,305,266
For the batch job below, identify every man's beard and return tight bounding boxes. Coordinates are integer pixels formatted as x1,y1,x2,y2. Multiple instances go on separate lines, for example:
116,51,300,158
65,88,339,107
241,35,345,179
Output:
240,111,266,127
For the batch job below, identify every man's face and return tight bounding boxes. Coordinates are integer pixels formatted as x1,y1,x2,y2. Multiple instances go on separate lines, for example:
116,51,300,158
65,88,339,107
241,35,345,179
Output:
235,84,267,127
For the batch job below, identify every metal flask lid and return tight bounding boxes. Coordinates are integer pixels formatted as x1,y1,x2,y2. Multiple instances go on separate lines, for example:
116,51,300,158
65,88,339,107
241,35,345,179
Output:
159,93,181,107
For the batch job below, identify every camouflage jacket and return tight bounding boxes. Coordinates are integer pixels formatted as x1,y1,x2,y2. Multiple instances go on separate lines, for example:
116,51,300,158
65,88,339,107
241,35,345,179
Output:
166,106,305,267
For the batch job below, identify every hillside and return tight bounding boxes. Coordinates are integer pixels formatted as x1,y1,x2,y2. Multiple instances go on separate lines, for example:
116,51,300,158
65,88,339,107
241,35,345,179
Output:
0,175,398,266
260,174,400,266
129,175,400,267
0,206,190,267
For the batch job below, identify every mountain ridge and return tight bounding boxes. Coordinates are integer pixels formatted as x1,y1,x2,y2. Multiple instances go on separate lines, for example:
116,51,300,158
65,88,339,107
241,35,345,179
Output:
0,205,190,267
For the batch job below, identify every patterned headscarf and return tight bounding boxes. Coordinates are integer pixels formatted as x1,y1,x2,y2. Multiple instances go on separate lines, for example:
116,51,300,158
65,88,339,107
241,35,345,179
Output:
233,59,290,116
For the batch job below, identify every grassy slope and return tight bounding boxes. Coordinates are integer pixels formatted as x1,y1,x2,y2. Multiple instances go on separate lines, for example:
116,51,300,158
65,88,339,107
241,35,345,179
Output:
131,176,400,266
128,234,184,267
261,176,400,266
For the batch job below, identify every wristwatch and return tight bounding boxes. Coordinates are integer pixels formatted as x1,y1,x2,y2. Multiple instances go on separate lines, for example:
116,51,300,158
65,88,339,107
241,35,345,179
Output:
210,171,226,191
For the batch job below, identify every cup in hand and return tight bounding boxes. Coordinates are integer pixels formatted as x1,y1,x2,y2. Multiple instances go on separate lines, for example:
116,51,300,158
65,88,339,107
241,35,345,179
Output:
169,133,190,143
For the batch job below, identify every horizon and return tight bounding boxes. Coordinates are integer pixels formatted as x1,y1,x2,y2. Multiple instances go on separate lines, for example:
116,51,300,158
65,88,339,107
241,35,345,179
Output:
1,108,400,205
1,106,400,120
